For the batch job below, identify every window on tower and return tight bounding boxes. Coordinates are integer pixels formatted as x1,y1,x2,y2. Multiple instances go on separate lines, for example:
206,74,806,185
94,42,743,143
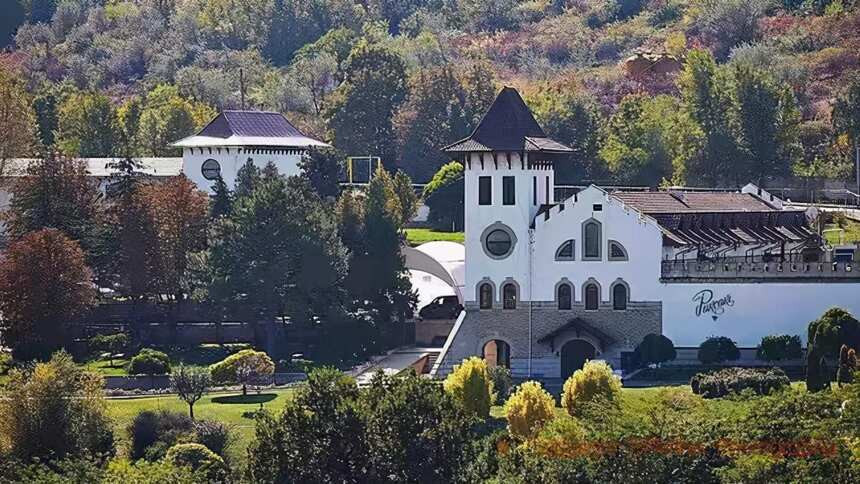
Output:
502,176,515,205
583,219,602,260
479,176,492,205
557,283,572,310
479,282,493,309
585,283,599,310
502,283,517,309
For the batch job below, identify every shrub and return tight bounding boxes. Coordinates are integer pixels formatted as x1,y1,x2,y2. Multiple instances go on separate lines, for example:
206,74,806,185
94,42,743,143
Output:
128,410,194,461
128,348,171,375
807,307,860,359
193,420,235,459
633,333,676,367
165,443,229,482
0,351,114,462
697,336,740,364
0,350,12,375
488,365,513,405
210,348,274,394
443,357,494,419
757,334,803,361
836,345,856,386
422,161,464,231
504,381,556,441
690,367,790,398
561,360,622,417
89,332,130,366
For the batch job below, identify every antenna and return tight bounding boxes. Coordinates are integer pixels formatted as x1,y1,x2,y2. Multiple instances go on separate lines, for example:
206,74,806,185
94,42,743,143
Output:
240,68,246,110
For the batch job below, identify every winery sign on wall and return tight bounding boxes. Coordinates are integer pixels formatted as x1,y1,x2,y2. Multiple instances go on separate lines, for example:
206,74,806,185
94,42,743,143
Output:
692,289,735,321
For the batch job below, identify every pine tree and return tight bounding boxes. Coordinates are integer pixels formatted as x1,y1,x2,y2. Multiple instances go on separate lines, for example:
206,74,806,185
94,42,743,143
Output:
210,175,233,219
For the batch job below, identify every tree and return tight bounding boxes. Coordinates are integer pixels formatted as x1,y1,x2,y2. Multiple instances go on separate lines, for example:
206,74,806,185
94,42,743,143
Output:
677,49,740,186
209,173,348,322
89,333,130,368
695,0,771,60
0,351,114,462
561,360,623,418
210,349,275,395
807,307,860,360
128,348,172,376
171,365,212,420
0,229,95,361
137,175,209,300
136,85,213,156
209,175,233,219
234,158,262,200
833,75,860,187
300,146,344,200
503,381,556,441
836,344,856,387
697,336,741,364
422,161,464,231
391,170,418,228
733,66,801,184
633,333,677,367
326,40,407,168
165,443,229,482
57,92,118,157
756,334,803,362
6,154,108,274
443,357,494,419
33,91,58,149
0,66,36,170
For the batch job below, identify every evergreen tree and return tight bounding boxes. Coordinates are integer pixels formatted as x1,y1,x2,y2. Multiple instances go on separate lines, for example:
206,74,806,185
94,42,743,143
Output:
32,91,58,149
210,175,233,219
300,146,344,200
234,158,262,200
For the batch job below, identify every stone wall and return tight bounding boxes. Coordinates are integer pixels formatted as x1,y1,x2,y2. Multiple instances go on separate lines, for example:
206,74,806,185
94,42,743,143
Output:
434,300,661,379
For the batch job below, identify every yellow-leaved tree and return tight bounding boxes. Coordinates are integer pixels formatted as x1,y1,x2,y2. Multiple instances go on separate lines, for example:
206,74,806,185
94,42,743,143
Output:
443,356,494,419
503,380,556,441
561,360,622,417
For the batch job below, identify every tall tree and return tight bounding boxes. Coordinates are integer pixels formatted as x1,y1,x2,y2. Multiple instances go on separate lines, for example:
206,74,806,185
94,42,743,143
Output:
0,229,96,361
136,85,214,156
57,92,118,157
833,75,860,188
677,49,740,187
733,66,801,185
326,40,408,169
32,91,58,149
300,146,345,200
0,66,36,171
106,157,153,299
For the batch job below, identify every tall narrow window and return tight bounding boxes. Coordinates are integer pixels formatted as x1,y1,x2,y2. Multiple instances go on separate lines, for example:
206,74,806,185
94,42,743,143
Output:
478,176,492,205
585,283,599,310
502,176,515,205
502,283,517,309
613,283,628,310
583,220,601,260
557,283,572,310
532,176,537,205
545,176,550,204
479,283,493,309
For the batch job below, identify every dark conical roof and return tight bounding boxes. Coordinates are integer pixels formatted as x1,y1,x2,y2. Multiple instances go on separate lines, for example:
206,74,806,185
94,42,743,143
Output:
444,87,572,153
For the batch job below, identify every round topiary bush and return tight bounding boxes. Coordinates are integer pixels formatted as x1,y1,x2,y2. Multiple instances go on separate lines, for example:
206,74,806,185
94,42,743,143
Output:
210,349,275,394
561,360,622,417
697,336,740,364
165,443,228,481
503,380,556,441
634,333,676,367
443,357,494,419
127,348,171,375
756,334,802,361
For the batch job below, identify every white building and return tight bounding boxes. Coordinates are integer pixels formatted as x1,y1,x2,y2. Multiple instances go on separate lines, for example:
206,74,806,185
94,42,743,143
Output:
173,110,329,192
431,87,860,381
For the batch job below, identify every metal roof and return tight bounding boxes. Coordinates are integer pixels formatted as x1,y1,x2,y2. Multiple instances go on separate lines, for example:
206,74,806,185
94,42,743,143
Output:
173,110,329,148
612,191,781,213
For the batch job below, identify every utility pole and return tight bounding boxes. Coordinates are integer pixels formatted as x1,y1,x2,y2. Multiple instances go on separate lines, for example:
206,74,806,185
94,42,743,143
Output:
239,68,246,110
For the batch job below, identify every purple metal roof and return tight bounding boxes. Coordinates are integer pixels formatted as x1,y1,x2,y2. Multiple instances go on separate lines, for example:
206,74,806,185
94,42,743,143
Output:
197,111,306,138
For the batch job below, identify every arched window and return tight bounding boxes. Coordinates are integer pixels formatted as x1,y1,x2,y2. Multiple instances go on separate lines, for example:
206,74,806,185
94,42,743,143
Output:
502,283,517,309
612,283,628,310
584,283,599,310
555,240,575,261
608,240,628,261
479,283,493,309
557,283,572,310
483,340,511,368
583,220,601,260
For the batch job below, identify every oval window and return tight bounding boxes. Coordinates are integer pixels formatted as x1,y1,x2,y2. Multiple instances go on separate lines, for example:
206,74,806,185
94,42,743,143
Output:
201,159,221,181
485,229,512,257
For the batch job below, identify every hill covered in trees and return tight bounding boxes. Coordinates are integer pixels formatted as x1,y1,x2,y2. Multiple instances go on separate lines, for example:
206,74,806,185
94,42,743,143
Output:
2,0,860,186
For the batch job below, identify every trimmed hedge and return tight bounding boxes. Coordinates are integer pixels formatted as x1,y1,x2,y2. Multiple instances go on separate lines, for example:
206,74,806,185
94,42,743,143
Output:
690,367,790,398
756,334,802,361
128,348,171,375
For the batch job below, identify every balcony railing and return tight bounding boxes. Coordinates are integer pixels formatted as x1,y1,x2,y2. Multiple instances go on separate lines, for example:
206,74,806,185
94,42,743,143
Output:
661,256,860,281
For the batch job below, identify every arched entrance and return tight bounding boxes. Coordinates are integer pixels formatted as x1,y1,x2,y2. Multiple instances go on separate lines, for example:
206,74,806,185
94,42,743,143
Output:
483,340,511,368
560,339,595,380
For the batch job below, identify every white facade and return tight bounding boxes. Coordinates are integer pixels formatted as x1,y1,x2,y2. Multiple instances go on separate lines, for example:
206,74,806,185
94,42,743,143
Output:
181,147,305,193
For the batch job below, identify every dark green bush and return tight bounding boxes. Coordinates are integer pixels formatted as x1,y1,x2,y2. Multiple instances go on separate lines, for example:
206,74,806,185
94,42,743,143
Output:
488,365,513,405
690,367,790,398
633,333,676,367
193,420,234,459
697,336,740,364
757,334,802,361
422,162,464,232
128,348,171,375
128,410,194,461
165,443,229,482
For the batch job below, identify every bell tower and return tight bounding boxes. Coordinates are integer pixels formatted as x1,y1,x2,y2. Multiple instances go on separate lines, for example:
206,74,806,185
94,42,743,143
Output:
443,87,573,306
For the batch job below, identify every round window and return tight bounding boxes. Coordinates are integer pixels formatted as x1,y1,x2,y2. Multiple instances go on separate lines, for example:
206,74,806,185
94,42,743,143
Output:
201,159,221,181
485,229,512,257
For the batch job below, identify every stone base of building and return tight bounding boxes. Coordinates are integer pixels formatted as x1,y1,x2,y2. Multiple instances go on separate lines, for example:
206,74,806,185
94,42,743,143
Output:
432,301,662,380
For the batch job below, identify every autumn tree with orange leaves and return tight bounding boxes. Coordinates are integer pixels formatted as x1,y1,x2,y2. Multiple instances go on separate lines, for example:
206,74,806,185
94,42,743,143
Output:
0,229,96,360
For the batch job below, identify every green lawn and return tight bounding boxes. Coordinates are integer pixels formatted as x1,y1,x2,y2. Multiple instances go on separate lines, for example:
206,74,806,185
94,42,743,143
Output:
107,388,295,462
405,228,464,246
84,343,251,377
824,219,860,245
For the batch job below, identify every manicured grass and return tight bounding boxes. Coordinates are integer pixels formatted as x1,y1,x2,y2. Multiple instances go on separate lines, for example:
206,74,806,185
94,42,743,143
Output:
405,228,464,247
83,343,251,376
824,219,860,245
106,388,295,462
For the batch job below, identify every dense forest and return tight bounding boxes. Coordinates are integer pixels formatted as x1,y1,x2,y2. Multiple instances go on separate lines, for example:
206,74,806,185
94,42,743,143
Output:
1,0,860,186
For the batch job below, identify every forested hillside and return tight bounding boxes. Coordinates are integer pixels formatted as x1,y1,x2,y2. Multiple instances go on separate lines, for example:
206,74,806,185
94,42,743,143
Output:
2,0,860,186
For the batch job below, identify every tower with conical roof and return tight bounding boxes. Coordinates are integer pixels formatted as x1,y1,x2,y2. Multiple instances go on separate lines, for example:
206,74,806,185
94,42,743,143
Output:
444,87,572,310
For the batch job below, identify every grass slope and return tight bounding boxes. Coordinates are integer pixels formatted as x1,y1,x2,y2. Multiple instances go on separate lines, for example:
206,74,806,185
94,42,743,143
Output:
405,228,465,246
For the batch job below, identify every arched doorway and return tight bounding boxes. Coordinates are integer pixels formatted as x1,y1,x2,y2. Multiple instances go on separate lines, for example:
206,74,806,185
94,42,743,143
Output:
560,339,595,380
483,340,511,368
